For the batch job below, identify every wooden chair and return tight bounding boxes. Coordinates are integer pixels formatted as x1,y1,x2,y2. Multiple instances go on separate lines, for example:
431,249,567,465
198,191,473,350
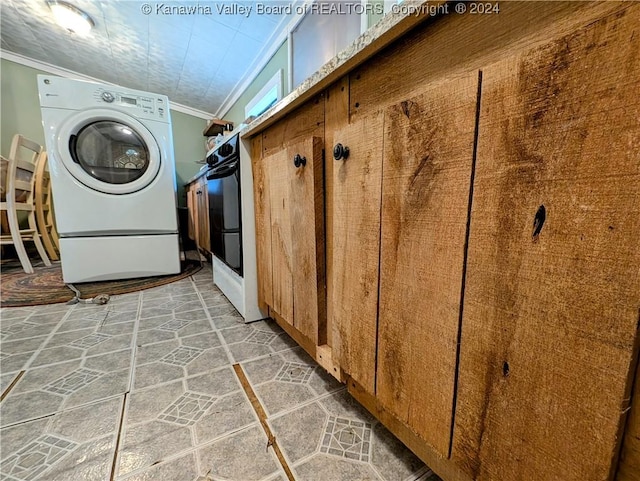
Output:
0,135,52,273
34,151,60,261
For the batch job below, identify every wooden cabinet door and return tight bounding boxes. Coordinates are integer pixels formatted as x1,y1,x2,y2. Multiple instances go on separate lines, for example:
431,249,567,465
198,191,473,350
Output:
452,8,640,480
331,111,384,394
267,137,325,344
196,177,210,252
252,137,273,310
287,137,326,344
186,182,196,241
267,148,294,323
376,72,480,457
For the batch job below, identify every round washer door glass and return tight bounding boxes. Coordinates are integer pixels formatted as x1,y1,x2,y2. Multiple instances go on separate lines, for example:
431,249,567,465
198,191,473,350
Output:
56,108,162,195
71,121,150,184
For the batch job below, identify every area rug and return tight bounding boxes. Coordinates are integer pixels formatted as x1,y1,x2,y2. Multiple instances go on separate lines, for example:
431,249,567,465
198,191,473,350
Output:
1,259,202,307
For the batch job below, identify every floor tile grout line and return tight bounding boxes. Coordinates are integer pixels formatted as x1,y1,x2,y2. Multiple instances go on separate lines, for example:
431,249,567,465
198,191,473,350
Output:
256,384,348,421
125,363,238,395
110,291,144,481
17,346,134,372
232,363,297,481
0,370,25,402
0,392,128,430
127,292,145,393
284,419,327,468
0,409,58,431
225,344,309,367
191,275,236,365
114,422,262,480
13,304,78,372
109,392,128,481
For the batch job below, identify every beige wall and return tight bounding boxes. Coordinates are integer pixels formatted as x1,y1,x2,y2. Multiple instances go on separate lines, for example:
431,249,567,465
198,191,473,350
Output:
0,58,206,207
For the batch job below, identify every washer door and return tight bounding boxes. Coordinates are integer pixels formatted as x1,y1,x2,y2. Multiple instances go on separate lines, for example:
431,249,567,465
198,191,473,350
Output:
55,108,161,194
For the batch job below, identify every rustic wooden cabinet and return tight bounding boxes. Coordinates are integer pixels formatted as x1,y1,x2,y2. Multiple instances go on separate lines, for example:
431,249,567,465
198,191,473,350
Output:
332,72,480,457
331,110,384,396
451,12,640,480
254,136,326,346
248,3,640,480
377,73,480,457
251,98,328,356
261,137,326,343
185,174,209,253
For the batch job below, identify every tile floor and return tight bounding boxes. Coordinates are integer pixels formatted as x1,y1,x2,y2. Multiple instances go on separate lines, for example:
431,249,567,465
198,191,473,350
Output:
0,264,441,481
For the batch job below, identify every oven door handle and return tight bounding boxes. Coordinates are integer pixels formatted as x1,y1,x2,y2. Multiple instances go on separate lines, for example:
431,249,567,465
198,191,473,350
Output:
206,160,238,180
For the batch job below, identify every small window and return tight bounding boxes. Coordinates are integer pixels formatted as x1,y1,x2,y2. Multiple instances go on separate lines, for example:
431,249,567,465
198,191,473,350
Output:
245,70,283,120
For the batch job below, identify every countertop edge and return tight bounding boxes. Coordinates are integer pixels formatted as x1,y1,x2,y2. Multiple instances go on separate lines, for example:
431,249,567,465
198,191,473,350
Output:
241,0,448,138
185,167,209,185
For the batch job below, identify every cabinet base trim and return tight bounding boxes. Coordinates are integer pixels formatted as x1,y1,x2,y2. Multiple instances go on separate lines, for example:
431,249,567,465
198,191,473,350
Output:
270,309,344,383
271,309,318,359
347,377,472,481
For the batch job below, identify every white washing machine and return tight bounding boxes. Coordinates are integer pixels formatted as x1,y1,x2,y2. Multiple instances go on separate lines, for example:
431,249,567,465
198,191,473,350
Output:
38,75,180,283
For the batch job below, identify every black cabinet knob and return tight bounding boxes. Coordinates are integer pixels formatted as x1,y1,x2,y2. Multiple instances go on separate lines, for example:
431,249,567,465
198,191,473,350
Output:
293,154,306,168
333,143,349,160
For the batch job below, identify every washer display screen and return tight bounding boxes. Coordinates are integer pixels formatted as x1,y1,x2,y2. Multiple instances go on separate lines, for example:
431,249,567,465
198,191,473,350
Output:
70,121,150,185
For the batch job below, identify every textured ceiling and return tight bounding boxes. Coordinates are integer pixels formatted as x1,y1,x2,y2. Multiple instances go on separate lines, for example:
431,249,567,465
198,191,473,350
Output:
0,0,301,116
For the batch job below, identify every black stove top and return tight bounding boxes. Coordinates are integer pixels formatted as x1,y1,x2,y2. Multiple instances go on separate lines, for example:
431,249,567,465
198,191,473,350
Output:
206,134,239,168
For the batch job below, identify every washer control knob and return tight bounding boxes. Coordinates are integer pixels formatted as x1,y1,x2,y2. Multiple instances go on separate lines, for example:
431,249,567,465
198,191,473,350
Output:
101,91,115,103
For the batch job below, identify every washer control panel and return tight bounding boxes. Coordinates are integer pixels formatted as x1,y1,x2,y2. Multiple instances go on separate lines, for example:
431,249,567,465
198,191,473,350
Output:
94,89,167,120
37,75,170,123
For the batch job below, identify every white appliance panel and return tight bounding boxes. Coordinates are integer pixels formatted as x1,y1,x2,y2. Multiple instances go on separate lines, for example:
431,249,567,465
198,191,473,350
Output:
59,235,180,283
38,76,169,123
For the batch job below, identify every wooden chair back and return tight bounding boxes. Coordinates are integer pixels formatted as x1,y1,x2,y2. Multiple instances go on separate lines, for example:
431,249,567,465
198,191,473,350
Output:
0,135,52,273
34,151,60,260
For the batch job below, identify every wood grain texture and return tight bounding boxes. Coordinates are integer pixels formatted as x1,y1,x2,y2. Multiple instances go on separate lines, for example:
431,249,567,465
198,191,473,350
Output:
618,360,640,481
350,1,625,121
452,7,640,480
261,97,324,157
267,148,294,323
376,73,480,458
288,137,326,344
196,176,209,252
185,182,196,242
331,110,384,395
251,136,272,309
324,76,351,348
316,344,345,382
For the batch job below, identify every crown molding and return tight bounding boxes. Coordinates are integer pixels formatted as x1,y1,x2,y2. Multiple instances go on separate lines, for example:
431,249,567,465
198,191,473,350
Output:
0,50,214,120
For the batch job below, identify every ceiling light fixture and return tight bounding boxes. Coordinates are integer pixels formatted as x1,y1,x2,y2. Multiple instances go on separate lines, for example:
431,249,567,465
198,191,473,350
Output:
47,1,94,36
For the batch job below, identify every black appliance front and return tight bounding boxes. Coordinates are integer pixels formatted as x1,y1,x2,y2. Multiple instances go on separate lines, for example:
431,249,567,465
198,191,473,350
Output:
207,142,242,277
